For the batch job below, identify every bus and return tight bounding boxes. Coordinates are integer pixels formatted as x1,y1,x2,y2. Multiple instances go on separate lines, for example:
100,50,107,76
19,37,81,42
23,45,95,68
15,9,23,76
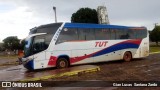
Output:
21,22,149,70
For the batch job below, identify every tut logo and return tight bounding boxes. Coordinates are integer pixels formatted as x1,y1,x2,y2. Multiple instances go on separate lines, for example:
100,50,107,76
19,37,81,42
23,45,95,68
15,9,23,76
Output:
2,82,11,87
95,41,108,47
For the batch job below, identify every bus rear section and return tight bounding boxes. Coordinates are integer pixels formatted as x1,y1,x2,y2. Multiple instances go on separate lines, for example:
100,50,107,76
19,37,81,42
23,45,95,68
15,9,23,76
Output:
22,23,149,70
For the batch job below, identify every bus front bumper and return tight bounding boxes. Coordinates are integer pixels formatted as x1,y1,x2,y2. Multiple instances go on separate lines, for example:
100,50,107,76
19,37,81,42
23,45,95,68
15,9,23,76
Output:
20,58,34,70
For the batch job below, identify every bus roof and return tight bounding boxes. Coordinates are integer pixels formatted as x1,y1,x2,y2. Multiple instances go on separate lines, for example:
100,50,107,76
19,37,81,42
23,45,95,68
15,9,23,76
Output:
64,23,146,29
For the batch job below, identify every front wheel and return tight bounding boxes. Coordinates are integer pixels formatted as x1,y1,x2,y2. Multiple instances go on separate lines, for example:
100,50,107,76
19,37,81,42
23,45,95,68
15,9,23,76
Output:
123,51,132,61
56,58,69,68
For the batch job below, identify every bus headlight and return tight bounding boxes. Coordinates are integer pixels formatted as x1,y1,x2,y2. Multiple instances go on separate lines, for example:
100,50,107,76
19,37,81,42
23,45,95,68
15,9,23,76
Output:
21,58,33,63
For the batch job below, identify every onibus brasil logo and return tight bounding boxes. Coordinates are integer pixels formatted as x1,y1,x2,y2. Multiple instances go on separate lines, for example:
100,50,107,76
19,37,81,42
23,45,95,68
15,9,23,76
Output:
2,82,42,87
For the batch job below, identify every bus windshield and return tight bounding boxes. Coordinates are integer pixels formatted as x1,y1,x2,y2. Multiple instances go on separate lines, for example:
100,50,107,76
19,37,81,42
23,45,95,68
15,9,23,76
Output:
24,37,33,57
24,23,62,57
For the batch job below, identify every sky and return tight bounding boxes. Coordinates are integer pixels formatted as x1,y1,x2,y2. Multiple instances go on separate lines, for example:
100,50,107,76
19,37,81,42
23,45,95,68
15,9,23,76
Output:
0,0,160,42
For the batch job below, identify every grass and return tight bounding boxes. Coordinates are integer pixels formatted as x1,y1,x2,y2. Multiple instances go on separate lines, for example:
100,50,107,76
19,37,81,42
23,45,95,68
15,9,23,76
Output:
0,55,18,59
150,45,160,53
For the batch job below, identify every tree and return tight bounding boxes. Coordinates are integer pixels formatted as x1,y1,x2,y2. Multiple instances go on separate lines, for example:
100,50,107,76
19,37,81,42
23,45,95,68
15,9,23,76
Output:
150,26,160,46
0,43,5,51
3,36,20,51
71,7,98,24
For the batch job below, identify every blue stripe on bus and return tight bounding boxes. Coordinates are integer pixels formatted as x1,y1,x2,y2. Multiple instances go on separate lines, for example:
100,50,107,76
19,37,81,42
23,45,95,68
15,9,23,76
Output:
92,43,139,57
24,59,34,70
64,23,135,29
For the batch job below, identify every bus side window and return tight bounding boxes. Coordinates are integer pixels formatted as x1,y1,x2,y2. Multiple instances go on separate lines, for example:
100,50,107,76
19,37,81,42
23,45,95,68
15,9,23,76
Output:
103,29,110,40
136,29,147,39
110,29,116,40
95,28,110,40
141,29,147,38
77,28,95,40
57,28,78,44
116,29,130,39
128,29,135,39
78,29,86,40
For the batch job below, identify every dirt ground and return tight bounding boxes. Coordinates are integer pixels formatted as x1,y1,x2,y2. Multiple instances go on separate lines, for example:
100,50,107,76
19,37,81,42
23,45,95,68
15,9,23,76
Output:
0,56,19,70
49,53,160,90
0,57,16,64
52,53,160,81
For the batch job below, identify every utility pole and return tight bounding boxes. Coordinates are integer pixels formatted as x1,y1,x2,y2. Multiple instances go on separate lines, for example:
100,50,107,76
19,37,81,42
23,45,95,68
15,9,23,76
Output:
53,6,57,23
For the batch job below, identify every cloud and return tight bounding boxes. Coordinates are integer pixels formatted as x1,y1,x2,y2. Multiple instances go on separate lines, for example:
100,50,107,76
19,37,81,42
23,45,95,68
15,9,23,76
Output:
0,6,31,40
0,1,53,42
13,0,160,29
0,4,51,42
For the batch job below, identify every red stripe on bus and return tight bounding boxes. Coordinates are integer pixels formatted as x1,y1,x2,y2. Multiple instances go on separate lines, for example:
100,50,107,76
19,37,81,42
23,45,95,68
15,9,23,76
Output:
48,56,57,66
47,39,142,66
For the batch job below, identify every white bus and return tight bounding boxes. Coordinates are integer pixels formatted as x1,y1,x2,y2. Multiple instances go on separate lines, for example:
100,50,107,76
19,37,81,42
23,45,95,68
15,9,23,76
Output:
22,23,149,70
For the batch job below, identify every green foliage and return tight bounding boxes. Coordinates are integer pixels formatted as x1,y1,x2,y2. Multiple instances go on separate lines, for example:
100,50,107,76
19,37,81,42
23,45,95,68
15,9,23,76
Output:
150,46,160,53
150,26,160,45
3,36,20,51
0,43,5,51
71,7,98,24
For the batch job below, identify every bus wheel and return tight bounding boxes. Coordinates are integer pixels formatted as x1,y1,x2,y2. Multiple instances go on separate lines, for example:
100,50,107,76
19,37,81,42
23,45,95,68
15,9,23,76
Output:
56,58,69,68
123,51,132,62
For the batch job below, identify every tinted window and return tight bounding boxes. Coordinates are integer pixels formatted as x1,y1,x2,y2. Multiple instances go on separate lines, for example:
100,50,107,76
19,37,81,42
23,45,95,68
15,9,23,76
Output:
95,29,110,40
140,29,147,38
57,28,78,43
128,29,147,39
110,29,116,39
78,28,95,40
114,29,147,39
32,35,49,54
85,29,95,40
135,29,147,39
56,27,147,43
116,29,129,39
128,29,136,39
37,26,57,34
78,28,85,40
103,29,110,40
29,23,62,35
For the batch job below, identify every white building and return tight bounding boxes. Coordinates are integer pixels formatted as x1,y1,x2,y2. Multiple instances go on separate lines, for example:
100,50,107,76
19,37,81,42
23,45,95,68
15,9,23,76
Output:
97,6,110,24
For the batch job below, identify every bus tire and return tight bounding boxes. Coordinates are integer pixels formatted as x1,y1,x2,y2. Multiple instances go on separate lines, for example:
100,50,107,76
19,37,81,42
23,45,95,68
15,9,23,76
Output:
56,58,69,68
123,51,132,62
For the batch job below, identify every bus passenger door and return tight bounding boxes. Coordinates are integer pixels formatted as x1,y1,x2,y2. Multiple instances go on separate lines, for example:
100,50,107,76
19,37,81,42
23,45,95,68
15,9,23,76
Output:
31,35,47,69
